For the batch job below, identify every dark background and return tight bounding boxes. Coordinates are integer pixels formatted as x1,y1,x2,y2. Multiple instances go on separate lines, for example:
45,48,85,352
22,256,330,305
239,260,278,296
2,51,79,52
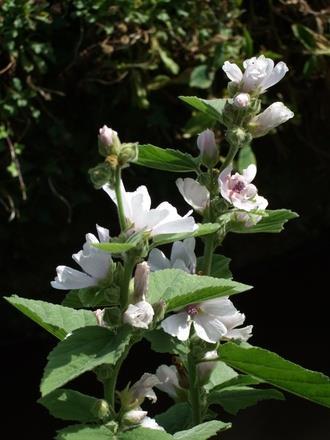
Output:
1,1,330,438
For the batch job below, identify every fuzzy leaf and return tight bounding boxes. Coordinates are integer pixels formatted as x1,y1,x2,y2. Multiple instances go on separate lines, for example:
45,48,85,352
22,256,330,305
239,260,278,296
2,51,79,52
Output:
145,329,188,355
173,420,231,439
156,403,192,434
41,326,131,396
152,223,220,247
197,254,232,279
204,361,238,392
93,242,135,253
5,295,96,340
237,146,256,173
148,269,252,311
229,209,298,234
220,343,330,408
56,425,114,440
136,144,198,173
179,96,227,123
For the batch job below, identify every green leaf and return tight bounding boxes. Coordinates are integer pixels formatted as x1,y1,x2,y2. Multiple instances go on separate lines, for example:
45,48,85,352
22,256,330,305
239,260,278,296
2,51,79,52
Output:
179,96,228,123
148,269,252,311
229,209,298,234
156,403,192,434
189,65,214,89
145,329,188,355
5,296,96,340
152,223,220,247
211,374,263,391
121,428,174,439
56,425,115,439
208,386,284,415
158,47,180,74
41,326,131,396
136,144,198,173
237,146,256,173
204,361,238,392
148,269,251,311
220,343,330,408
93,242,135,253
173,420,231,440
39,389,99,422
197,254,232,279
62,287,118,309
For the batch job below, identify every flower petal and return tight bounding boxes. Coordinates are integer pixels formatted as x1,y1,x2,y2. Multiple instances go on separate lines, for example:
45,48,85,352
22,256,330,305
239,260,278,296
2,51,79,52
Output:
148,248,171,271
96,224,110,243
51,265,96,290
170,238,196,273
222,61,243,83
176,178,210,212
261,61,289,91
242,164,257,183
161,312,191,341
193,314,227,343
201,297,237,317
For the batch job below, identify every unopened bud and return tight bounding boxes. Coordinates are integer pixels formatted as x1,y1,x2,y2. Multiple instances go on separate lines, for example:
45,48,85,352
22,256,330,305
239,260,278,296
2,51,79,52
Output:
123,409,148,425
197,129,219,167
98,125,120,156
197,350,218,385
133,262,150,302
226,127,252,147
92,399,111,419
89,163,113,189
119,143,139,166
152,299,167,322
233,93,250,108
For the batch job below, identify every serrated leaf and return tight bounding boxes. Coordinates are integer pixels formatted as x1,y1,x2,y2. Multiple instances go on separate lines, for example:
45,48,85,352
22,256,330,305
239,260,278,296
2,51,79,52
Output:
148,269,252,311
220,343,330,408
39,389,99,422
197,254,232,279
145,329,188,355
41,326,131,396
237,146,256,173
229,209,298,234
204,361,238,392
179,96,228,123
121,428,174,439
208,385,284,415
152,223,220,247
56,425,115,439
212,374,263,391
156,403,192,434
62,287,117,309
136,144,198,173
93,242,135,253
5,296,96,340
173,420,231,439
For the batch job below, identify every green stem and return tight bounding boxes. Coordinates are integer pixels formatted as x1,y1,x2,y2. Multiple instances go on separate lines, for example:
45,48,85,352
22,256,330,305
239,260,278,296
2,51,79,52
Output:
120,254,136,310
187,350,202,426
114,167,127,232
219,143,239,173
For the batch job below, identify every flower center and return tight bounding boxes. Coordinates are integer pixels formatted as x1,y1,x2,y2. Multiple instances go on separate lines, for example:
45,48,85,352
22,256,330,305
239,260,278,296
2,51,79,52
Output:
186,304,200,316
232,181,245,193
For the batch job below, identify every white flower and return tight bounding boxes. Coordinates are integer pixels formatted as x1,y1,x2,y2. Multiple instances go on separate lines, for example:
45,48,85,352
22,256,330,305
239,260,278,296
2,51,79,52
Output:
161,297,252,344
223,55,289,93
197,129,218,165
176,178,210,213
140,416,164,431
129,373,160,405
219,164,268,212
133,262,150,302
51,225,112,290
148,238,196,274
249,102,294,138
123,300,154,329
233,92,250,108
103,182,196,237
123,409,148,425
98,125,117,146
155,365,183,399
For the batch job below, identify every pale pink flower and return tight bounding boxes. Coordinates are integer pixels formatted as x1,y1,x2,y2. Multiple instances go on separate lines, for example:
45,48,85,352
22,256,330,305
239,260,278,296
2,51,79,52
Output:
176,178,210,213
123,301,154,329
98,125,117,146
197,129,218,164
148,238,196,274
233,93,250,108
155,365,183,399
249,102,294,138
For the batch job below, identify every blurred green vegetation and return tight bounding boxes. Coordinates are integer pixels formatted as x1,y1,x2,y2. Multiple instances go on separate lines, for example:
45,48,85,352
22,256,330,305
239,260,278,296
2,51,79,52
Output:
0,0,329,231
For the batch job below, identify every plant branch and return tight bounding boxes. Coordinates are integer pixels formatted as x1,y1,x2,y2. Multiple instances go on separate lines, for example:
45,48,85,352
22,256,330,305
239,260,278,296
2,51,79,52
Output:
219,143,239,173
187,349,202,426
114,167,127,232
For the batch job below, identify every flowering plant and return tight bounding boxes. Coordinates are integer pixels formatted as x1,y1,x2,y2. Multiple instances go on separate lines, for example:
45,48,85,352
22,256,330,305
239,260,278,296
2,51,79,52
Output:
6,55,330,439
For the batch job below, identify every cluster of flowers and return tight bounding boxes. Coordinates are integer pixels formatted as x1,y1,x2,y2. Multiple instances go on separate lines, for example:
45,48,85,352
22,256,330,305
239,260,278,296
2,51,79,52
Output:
51,55,292,431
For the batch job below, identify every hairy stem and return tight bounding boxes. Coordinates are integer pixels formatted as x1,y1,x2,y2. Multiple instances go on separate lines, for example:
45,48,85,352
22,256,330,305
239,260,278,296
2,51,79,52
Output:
114,167,127,232
187,350,202,426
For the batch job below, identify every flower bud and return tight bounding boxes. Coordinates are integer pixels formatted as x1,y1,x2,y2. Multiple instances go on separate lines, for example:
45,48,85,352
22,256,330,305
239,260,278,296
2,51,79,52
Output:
98,125,120,156
133,262,150,302
249,102,294,138
119,142,139,166
89,163,113,189
233,93,250,108
197,129,219,167
122,409,148,425
225,127,252,147
152,299,167,322
92,399,111,419
197,350,218,385
123,300,154,329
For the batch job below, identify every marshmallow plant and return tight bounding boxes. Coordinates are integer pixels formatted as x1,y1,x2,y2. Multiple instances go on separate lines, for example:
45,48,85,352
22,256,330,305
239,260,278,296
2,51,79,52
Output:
6,54,330,440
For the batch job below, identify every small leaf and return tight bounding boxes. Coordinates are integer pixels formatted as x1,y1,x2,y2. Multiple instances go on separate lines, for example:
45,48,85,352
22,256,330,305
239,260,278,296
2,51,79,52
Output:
152,223,220,247
179,96,228,123
158,47,180,74
136,144,198,173
208,385,284,415
62,287,118,309
5,296,96,340
197,254,232,279
229,209,298,234
41,326,131,396
204,361,238,392
212,374,263,391
156,403,192,434
145,329,188,355
56,425,115,439
173,420,231,440
220,343,330,408
93,242,136,253
189,65,214,89
39,389,99,422
237,146,256,173
148,269,251,311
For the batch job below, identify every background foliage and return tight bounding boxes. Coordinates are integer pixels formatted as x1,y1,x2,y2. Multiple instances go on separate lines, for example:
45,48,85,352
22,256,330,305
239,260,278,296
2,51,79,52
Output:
1,0,330,438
